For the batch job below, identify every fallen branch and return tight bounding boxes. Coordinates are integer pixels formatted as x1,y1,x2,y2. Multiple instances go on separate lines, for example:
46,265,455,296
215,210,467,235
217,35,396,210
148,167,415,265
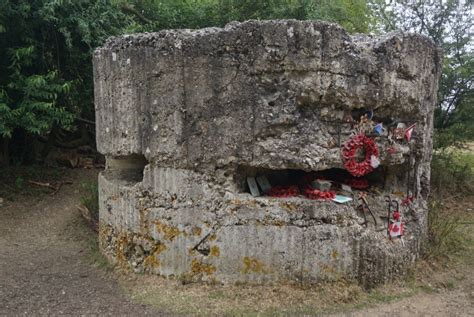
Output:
28,180,56,190
28,180,73,195
75,117,95,125
51,181,73,195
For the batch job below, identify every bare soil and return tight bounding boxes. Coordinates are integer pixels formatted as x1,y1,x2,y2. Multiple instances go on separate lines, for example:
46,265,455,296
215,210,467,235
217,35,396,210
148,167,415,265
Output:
0,169,157,315
0,168,472,316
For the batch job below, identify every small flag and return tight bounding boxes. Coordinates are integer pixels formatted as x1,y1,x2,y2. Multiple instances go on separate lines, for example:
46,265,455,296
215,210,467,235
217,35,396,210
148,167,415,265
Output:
394,123,406,140
405,124,416,142
370,155,380,168
374,123,384,135
388,220,404,238
388,211,404,238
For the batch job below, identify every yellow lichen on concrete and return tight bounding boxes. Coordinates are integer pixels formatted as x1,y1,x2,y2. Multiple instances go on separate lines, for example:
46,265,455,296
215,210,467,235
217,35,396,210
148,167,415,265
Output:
210,245,220,257
143,243,167,269
272,219,286,226
229,199,242,205
261,215,285,227
191,226,202,236
331,249,339,260
98,225,111,249
115,233,133,268
155,243,167,255
143,255,160,268
138,207,151,233
245,200,259,207
242,257,270,274
154,221,181,241
191,259,216,276
322,263,338,275
279,201,298,212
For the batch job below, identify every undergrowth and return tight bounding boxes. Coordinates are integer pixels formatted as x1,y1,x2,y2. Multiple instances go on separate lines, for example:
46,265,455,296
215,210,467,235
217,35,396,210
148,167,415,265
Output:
80,180,99,218
431,149,474,198
424,148,474,262
424,200,468,261
0,165,65,200
75,179,109,269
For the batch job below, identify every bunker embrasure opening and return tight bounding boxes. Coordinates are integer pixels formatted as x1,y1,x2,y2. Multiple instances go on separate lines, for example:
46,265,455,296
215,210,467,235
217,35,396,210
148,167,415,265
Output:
239,166,386,201
106,154,148,183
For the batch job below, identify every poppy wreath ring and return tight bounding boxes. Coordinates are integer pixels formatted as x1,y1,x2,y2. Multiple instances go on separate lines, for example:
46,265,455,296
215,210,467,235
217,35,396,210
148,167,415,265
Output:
341,134,379,177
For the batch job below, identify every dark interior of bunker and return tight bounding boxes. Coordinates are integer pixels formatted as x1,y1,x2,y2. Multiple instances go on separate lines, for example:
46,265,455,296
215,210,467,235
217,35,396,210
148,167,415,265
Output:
238,109,419,237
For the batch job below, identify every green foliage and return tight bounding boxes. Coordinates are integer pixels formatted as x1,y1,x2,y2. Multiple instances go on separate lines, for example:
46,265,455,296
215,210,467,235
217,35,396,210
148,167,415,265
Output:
431,148,474,196
15,177,24,189
2,68,74,137
120,0,372,33
0,0,130,163
305,0,373,33
370,0,474,149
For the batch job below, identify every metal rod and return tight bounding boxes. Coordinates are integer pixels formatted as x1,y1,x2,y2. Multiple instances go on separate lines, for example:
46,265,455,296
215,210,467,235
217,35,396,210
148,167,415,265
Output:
385,195,392,237
407,156,411,198
361,196,378,226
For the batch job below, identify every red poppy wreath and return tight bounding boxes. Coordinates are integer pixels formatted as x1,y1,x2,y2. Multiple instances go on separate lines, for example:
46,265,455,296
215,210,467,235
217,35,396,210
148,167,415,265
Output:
341,134,379,177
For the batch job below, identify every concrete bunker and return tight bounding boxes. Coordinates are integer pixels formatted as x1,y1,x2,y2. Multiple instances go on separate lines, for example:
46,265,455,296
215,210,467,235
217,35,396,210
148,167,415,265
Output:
94,20,441,287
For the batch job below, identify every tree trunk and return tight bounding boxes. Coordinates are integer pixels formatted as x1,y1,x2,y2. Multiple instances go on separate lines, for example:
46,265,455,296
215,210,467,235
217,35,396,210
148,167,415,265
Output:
41,128,57,160
1,137,10,167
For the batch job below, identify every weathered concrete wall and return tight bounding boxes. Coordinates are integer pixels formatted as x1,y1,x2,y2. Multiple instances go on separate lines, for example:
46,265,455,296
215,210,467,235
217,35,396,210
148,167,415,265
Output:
94,20,441,288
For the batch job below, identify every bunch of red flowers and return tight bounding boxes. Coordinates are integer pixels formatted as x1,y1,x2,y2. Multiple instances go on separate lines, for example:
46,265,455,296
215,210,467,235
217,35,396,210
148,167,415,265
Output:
304,188,336,200
345,178,369,189
268,185,300,198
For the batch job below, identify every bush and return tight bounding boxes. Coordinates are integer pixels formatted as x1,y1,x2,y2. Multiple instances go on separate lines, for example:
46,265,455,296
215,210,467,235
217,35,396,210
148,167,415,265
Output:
424,148,474,262
431,149,474,198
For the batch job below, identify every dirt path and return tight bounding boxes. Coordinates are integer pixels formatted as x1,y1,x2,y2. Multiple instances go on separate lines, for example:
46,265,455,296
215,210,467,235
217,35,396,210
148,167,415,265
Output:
341,287,474,317
0,169,157,316
0,168,472,316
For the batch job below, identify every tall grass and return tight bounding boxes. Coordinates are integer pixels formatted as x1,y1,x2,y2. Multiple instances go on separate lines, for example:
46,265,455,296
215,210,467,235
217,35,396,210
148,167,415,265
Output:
80,180,99,220
424,148,474,261
424,200,467,261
